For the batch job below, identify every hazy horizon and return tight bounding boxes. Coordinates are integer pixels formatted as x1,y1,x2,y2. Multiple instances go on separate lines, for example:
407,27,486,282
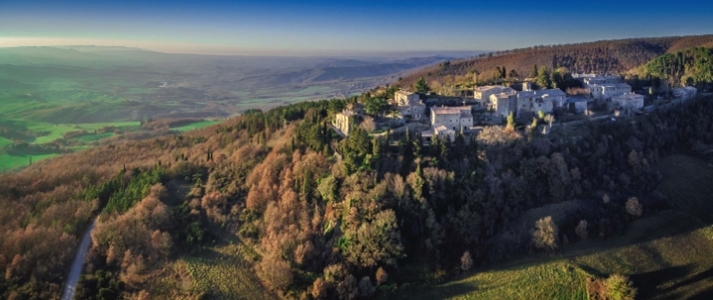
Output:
2,0,713,56
0,38,487,58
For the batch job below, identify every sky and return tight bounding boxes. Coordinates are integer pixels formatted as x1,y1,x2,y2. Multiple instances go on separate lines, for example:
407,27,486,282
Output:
1,0,713,56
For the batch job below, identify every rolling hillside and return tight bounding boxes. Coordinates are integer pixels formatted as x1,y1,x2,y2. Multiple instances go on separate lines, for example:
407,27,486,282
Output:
400,155,713,300
398,35,713,89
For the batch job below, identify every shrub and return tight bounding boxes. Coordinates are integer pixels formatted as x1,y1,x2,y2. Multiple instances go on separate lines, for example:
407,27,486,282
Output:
626,197,642,217
531,216,559,251
604,274,637,300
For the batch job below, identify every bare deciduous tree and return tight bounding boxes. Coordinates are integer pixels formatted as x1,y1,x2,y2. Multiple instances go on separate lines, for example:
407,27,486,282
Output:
461,251,473,272
626,197,642,217
532,216,559,251
360,116,376,133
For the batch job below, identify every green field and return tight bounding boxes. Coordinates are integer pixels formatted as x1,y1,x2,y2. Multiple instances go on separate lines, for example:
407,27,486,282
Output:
401,155,713,300
29,121,140,144
0,120,140,171
0,137,11,148
73,132,116,142
0,153,60,171
0,117,219,171
171,120,221,132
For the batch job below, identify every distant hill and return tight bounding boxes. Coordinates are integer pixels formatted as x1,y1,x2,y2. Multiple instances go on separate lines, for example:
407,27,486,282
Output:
398,35,713,89
236,56,449,87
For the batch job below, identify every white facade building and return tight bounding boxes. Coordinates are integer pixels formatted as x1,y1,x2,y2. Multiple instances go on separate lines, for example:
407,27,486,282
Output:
333,109,356,136
430,106,473,131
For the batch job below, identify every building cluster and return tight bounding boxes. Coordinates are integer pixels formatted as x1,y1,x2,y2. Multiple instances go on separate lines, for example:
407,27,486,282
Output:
573,73,646,113
333,73,699,140
574,74,634,102
474,84,566,119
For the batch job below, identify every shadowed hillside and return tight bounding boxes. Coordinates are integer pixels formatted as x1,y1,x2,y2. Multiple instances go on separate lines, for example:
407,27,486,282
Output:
398,35,713,89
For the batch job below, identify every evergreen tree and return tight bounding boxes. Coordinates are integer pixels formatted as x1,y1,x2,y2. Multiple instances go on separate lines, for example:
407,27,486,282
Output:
412,132,423,160
429,135,441,157
506,112,516,130
537,67,552,89
415,77,430,93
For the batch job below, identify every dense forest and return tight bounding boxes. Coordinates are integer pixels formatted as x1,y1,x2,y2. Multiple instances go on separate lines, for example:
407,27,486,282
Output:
2,83,713,298
398,35,713,91
644,47,713,88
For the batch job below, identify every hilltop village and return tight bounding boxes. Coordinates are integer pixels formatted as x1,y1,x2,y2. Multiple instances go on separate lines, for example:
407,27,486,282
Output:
333,73,699,142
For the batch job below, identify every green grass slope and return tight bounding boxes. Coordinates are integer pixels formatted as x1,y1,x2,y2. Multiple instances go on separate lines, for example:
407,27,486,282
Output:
401,155,713,300
171,120,222,132
0,153,60,171
0,137,11,148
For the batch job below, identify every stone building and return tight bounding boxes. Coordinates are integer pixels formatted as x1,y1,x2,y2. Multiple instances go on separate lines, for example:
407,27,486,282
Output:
394,89,426,121
589,83,631,101
397,102,426,121
513,89,565,117
395,90,420,106
430,106,473,131
333,109,356,136
573,74,622,85
672,86,697,99
421,125,456,142
474,85,515,101
566,98,589,113
612,93,644,112
489,91,517,119
516,91,552,117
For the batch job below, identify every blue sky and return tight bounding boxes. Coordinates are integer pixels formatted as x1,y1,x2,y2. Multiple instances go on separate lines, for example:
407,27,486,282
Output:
1,0,713,55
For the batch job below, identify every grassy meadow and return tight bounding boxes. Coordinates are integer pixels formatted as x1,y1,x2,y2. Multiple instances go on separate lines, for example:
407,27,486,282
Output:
171,120,222,132
0,153,61,171
0,137,11,148
400,155,713,300
0,111,219,171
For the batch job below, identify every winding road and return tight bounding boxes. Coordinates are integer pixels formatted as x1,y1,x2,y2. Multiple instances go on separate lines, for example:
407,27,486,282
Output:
61,219,96,300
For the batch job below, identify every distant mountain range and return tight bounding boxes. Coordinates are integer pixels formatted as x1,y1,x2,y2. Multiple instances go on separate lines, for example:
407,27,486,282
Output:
236,56,451,87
